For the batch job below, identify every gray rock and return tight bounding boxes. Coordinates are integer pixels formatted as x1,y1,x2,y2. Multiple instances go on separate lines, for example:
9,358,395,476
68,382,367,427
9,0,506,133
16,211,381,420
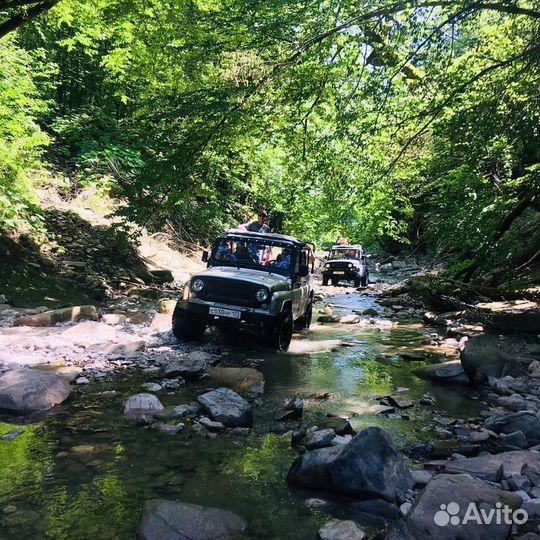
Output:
484,411,540,446
197,387,253,427
413,360,469,385
521,498,540,520
92,340,146,355
75,376,89,385
198,416,225,431
138,499,247,540
472,300,540,333
0,369,71,412
507,474,531,492
400,502,412,516
388,474,522,540
288,427,413,502
141,382,162,392
123,393,164,415
150,313,171,332
207,367,265,396
14,305,97,327
155,422,184,435
501,430,529,449
164,354,208,380
101,313,127,325
523,461,540,487
153,404,192,420
318,519,366,540
61,321,117,344
461,334,537,383
303,429,337,450
1,428,24,441
332,434,353,446
411,469,433,486
444,450,539,483
277,397,303,421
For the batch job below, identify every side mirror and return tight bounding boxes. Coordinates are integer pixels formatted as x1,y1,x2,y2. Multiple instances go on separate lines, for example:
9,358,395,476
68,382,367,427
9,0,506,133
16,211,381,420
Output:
202,250,209,263
298,264,309,277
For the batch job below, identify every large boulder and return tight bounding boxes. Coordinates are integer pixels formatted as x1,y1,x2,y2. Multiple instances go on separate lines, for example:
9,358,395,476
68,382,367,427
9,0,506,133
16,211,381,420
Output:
207,367,265,396
14,305,97,327
470,300,540,333
460,334,533,383
288,427,413,502
386,474,523,540
413,360,469,385
0,368,71,412
484,411,540,446
197,387,253,427
444,450,540,482
138,499,247,540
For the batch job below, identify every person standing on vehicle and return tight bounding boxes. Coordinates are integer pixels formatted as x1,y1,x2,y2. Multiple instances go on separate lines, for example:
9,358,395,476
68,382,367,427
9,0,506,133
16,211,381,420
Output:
241,210,270,233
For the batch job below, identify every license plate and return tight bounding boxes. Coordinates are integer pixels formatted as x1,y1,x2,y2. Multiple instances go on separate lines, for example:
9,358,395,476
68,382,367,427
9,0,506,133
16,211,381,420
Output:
333,271,345,275
209,307,241,319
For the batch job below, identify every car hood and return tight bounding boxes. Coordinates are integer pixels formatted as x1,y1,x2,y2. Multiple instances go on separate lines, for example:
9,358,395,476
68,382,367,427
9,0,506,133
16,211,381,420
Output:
327,258,361,265
194,266,291,290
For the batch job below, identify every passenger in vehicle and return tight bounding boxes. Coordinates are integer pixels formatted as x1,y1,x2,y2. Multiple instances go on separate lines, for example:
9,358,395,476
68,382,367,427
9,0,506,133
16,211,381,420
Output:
275,248,292,269
234,243,257,263
239,210,270,233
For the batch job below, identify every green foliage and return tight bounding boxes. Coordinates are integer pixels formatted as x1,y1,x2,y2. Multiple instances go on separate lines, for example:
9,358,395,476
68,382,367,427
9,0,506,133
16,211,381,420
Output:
0,37,50,231
3,0,539,279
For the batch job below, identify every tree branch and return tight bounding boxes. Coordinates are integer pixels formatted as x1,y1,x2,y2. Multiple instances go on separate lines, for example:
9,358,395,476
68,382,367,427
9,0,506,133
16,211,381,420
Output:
0,0,59,39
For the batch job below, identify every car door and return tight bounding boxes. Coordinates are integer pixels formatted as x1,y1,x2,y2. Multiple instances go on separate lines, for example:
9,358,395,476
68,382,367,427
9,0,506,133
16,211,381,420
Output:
291,249,307,318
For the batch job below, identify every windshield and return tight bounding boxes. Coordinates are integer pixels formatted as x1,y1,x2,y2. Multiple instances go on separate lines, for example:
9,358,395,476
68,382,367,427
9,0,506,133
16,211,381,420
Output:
328,249,361,259
210,239,296,274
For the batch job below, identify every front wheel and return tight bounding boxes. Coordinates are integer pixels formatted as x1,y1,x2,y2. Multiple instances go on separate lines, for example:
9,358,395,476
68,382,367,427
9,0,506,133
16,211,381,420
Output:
172,304,207,341
266,311,293,352
361,274,369,287
322,276,329,286
330,278,339,286
354,277,361,287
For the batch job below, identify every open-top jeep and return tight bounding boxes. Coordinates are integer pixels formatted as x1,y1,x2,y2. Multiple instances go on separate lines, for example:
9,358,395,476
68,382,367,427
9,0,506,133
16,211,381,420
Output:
172,231,315,351
322,244,369,287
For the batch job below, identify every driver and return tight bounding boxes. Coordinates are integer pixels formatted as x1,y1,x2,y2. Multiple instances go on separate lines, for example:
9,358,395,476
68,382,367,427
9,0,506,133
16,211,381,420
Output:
275,248,292,269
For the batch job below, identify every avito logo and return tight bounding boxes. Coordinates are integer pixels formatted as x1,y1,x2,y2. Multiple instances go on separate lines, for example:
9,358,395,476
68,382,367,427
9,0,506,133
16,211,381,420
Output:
434,502,528,526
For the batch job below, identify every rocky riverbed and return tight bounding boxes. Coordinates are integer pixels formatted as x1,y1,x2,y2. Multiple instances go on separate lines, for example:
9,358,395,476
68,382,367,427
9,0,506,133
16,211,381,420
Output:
0,273,538,540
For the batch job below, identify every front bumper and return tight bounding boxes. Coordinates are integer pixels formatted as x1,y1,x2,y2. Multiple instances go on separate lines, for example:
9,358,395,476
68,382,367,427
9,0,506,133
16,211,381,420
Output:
176,299,277,324
323,270,360,280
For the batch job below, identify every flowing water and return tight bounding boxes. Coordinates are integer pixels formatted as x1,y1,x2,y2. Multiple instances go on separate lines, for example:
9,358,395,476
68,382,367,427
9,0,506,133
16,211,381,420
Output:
0,290,482,540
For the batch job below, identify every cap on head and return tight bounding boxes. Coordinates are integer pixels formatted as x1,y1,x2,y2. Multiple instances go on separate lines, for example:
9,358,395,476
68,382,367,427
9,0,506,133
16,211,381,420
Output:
258,210,268,218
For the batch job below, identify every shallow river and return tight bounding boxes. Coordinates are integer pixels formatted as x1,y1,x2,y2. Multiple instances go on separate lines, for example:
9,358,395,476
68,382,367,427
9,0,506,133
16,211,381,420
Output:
0,290,482,539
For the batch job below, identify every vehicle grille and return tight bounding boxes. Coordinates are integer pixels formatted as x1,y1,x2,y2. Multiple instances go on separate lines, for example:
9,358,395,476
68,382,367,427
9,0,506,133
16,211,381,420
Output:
195,277,261,308
328,262,352,271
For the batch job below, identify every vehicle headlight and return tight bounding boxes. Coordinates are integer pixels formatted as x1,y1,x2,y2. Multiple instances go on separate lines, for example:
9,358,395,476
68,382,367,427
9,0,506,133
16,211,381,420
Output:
255,288,268,302
325,263,330,269
348,263,353,268
191,278,204,292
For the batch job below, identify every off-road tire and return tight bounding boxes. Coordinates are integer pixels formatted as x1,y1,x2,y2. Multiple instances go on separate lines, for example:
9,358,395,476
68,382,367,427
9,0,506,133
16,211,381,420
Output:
322,276,329,286
172,304,207,341
361,274,369,287
354,277,361,287
330,278,339,286
266,311,293,352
